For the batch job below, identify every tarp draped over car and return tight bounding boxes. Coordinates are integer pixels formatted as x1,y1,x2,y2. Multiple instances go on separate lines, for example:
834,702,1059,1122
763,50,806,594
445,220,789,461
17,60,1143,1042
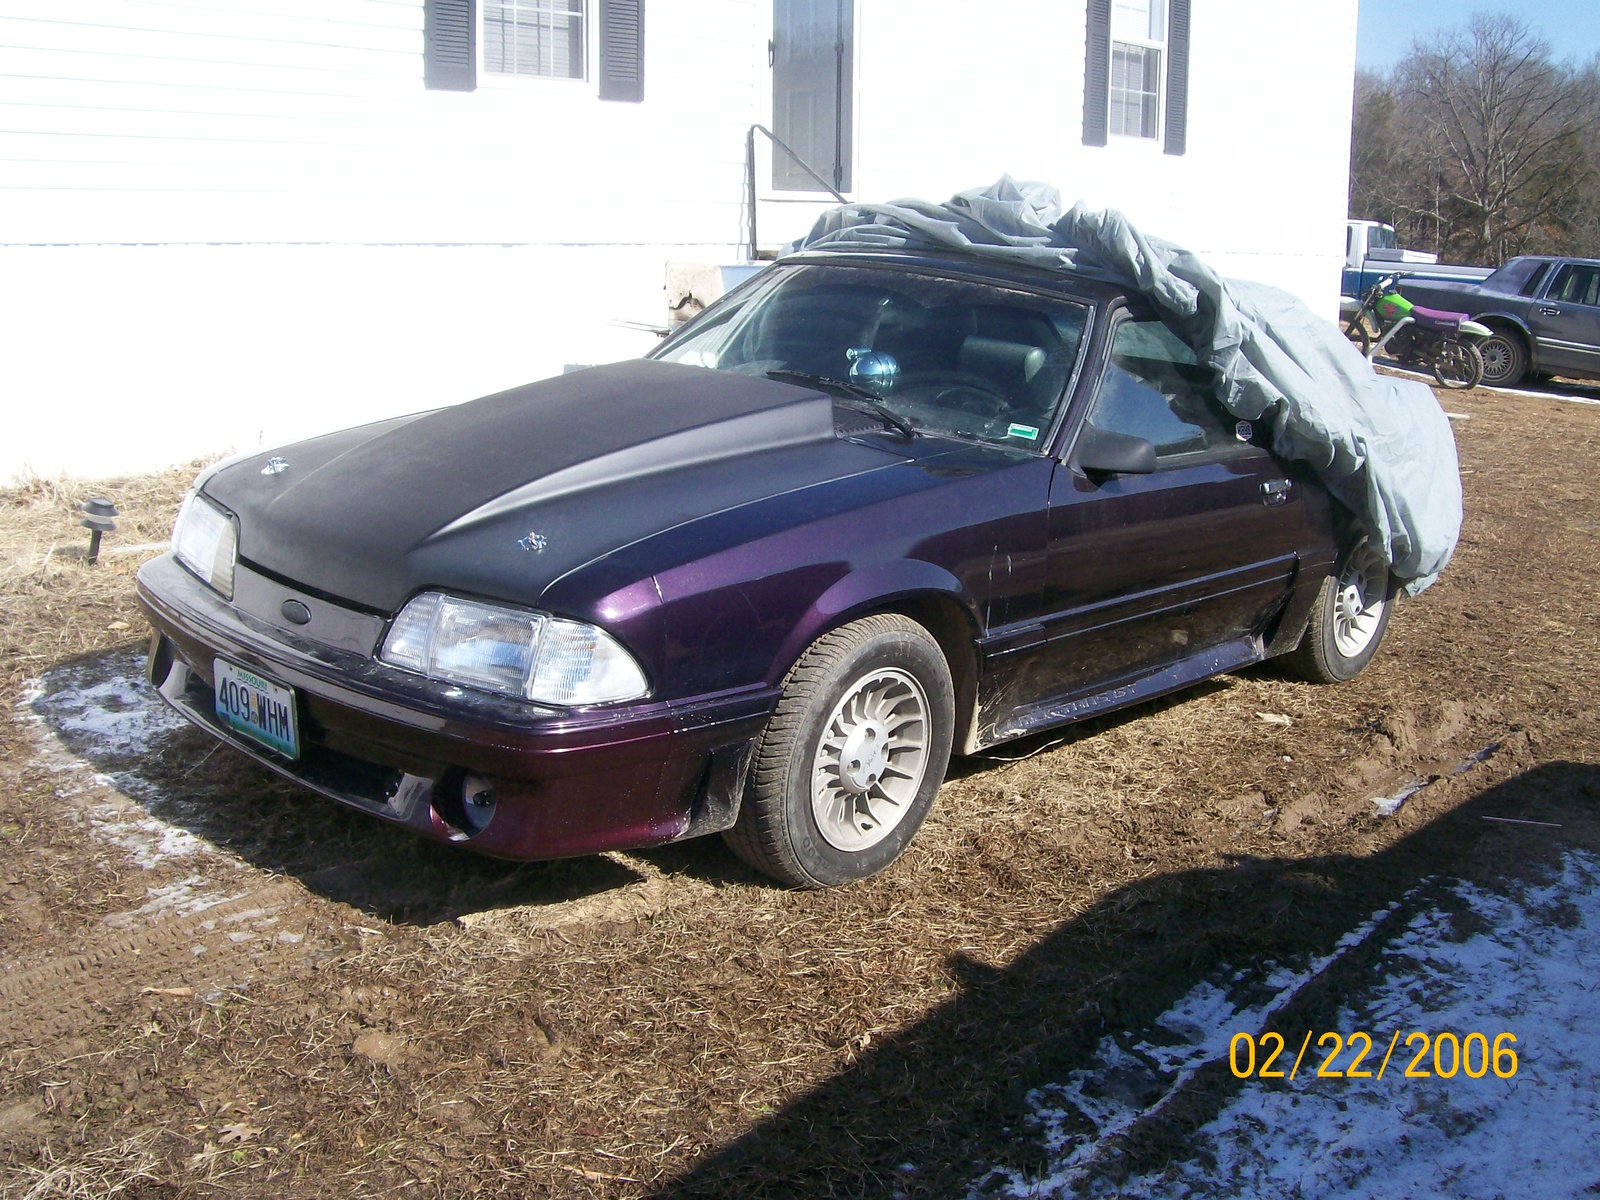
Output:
792,177,1463,595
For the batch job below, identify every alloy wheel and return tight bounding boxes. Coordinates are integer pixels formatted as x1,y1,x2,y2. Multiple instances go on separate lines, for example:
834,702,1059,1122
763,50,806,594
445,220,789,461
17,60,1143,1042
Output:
810,667,930,852
1333,544,1388,658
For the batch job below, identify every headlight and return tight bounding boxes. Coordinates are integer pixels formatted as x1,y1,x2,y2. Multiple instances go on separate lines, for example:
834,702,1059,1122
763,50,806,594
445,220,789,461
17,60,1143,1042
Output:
379,592,650,706
172,494,237,599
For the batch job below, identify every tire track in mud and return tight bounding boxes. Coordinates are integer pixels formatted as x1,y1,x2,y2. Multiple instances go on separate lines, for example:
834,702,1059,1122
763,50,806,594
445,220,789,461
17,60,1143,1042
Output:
7,666,348,1050
0,880,331,1048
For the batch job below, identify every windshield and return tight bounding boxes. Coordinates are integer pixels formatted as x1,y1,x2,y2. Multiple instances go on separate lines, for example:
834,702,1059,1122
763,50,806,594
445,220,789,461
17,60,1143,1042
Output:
651,263,1091,449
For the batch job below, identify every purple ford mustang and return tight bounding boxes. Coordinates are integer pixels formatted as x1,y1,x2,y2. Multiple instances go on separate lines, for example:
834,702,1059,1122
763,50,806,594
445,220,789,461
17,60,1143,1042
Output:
137,250,1393,887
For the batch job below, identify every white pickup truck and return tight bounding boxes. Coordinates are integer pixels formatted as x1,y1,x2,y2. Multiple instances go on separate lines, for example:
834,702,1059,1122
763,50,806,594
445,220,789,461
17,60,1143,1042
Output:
1342,221,1493,307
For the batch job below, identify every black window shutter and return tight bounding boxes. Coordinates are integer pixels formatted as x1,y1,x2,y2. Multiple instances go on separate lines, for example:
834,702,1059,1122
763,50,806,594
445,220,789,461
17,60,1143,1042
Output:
1164,0,1190,155
1082,0,1110,147
599,0,644,103
424,0,476,91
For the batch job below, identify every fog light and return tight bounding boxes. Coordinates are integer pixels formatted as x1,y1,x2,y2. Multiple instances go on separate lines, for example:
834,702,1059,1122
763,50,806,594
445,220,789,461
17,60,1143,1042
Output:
460,773,496,834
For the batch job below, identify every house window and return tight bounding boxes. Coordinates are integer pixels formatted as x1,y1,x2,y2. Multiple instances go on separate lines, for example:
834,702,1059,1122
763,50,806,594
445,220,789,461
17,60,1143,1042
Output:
1109,0,1164,139
1083,0,1189,155
423,0,643,99
484,0,586,80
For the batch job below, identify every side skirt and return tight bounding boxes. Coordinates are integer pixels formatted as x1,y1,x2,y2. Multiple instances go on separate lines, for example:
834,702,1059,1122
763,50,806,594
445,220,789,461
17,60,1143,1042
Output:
975,635,1265,751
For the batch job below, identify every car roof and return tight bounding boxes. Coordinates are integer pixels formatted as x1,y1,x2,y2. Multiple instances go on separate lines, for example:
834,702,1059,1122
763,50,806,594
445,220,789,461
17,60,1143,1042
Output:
777,246,1128,307
1501,254,1600,269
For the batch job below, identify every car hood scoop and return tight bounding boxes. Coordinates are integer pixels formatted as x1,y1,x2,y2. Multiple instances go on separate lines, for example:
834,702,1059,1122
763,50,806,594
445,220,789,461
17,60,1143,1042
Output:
203,359,855,612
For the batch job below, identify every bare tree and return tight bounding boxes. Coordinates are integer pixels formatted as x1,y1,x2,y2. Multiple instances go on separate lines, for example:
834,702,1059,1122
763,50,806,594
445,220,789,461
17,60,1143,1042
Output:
1348,72,1400,222
1393,14,1596,263
1567,56,1600,254
1349,69,1447,254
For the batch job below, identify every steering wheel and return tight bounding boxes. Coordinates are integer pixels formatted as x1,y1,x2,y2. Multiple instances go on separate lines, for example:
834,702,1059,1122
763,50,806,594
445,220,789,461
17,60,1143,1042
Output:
908,372,1011,419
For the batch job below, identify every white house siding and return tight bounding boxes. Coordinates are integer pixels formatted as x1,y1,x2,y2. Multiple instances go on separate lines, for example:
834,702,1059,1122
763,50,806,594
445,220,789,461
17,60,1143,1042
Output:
847,0,1358,309
0,0,1358,481
0,0,765,478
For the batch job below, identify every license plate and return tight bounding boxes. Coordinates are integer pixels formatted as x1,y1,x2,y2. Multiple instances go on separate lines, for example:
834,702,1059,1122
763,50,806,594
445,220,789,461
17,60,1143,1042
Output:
213,658,300,760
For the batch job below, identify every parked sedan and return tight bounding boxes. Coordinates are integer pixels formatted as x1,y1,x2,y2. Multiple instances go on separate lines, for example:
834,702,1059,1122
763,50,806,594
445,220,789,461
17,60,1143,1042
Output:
138,251,1395,888
1399,256,1600,387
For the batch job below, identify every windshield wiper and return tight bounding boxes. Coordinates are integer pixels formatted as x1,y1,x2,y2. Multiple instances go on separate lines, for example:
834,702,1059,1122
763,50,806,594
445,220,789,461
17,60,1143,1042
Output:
766,370,916,439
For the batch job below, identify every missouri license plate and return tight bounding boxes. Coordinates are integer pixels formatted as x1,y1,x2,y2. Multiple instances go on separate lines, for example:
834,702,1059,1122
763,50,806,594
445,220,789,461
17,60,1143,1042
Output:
213,658,299,760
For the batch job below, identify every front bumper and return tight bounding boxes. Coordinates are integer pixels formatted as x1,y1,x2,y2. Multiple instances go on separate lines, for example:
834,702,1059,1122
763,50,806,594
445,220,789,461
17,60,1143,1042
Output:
136,553,776,860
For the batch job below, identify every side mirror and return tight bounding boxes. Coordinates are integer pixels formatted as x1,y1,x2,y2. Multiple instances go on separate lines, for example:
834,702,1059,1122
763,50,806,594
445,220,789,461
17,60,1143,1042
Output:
1073,423,1157,475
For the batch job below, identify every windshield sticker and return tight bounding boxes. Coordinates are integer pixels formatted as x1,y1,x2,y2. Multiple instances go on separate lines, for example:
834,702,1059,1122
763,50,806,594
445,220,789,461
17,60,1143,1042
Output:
1235,421,1254,442
1007,423,1041,442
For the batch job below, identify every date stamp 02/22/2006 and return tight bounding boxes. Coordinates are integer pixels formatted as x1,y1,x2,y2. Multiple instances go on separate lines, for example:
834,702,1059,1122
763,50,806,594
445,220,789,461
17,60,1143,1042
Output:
1228,1031,1520,1081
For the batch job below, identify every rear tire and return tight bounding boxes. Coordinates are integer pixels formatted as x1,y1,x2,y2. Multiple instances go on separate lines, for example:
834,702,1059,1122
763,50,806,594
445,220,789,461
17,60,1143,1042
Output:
1286,539,1395,684
1478,330,1528,388
1432,338,1484,389
723,614,955,888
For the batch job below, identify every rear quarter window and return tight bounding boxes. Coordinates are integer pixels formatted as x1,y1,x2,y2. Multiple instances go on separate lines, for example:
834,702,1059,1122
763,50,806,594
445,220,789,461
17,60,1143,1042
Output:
1481,258,1551,296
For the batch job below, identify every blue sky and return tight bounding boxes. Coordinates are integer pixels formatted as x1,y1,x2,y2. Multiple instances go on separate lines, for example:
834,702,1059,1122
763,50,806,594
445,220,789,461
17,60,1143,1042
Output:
1356,1,1600,71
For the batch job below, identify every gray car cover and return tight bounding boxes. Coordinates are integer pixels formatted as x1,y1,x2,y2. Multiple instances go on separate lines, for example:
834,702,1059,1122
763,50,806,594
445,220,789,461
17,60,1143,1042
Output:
792,177,1463,595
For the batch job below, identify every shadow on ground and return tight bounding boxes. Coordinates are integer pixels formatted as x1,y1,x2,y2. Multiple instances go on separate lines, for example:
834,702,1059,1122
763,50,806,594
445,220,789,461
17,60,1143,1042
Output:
26,646,1233,927
26,646,755,925
648,761,1600,1199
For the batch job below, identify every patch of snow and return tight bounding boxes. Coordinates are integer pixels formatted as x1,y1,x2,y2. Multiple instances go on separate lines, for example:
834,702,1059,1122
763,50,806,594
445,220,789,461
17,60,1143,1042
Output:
1371,744,1502,817
1373,781,1425,816
102,875,250,927
979,899,1416,1196
1378,362,1600,406
29,662,189,758
86,803,207,869
986,850,1600,1199
19,649,232,871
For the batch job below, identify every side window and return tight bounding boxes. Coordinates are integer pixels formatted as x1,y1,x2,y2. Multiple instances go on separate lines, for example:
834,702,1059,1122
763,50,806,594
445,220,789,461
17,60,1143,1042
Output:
1549,264,1600,307
1088,318,1238,460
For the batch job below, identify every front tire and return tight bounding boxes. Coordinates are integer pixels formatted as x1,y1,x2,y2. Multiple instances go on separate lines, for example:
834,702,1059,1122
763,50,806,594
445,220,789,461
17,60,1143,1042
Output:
723,614,955,888
1286,539,1395,683
1478,329,1528,388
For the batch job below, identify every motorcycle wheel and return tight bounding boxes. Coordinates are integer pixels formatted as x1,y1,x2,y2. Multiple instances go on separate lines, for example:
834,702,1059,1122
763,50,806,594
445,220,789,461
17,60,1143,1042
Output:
1432,338,1484,390
1343,319,1371,357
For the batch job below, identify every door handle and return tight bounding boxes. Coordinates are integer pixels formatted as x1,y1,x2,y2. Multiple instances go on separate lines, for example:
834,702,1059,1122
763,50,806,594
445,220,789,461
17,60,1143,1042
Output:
1261,479,1292,506
1539,306,1561,316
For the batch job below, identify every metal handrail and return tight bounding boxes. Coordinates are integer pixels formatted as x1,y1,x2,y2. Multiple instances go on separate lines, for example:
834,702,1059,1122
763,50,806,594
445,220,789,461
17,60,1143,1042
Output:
746,123,848,259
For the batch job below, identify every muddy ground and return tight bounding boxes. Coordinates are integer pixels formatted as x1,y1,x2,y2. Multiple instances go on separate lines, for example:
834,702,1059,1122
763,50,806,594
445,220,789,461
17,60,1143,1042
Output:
1,381,1597,1198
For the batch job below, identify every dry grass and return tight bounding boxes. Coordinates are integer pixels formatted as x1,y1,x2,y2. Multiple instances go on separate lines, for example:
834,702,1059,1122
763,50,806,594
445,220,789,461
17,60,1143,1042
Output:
1,389,1599,1197
0,464,202,690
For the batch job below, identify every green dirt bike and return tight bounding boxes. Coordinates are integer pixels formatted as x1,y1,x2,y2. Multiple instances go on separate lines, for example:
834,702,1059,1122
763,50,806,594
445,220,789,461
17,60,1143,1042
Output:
1344,274,1491,390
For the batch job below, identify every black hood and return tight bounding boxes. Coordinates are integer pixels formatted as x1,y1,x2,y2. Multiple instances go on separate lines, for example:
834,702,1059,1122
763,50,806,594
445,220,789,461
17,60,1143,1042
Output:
202,359,903,613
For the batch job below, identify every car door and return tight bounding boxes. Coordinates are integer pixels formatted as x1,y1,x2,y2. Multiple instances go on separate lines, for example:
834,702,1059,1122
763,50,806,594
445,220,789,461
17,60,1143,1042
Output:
1015,311,1321,707
1532,262,1600,379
